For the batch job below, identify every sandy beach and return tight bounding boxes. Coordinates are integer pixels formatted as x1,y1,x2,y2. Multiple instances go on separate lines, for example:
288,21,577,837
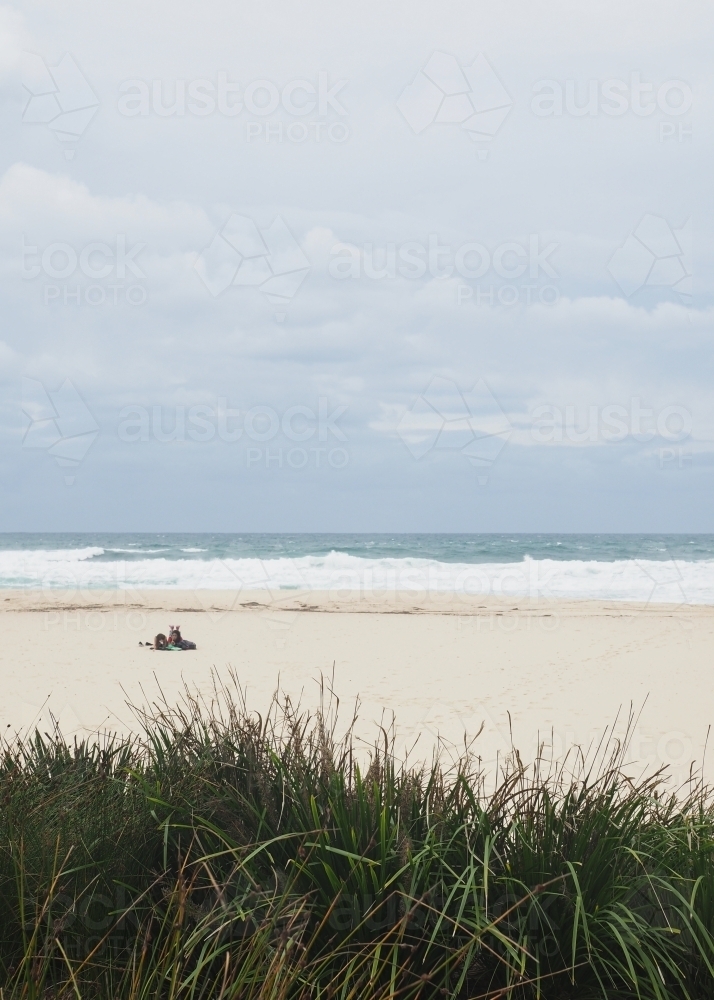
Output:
2,588,712,784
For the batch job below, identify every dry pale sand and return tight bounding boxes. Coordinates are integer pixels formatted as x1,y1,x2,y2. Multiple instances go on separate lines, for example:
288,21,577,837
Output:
1,588,713,783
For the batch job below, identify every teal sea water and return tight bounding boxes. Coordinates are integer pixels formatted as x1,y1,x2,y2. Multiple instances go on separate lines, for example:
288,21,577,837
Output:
0,534,713,603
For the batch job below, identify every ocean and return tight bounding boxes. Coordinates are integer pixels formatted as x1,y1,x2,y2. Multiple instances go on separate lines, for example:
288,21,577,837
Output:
1,534,713,604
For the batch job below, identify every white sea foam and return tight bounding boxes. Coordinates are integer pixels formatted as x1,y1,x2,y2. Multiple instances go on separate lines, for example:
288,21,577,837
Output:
4,547,105,564
106,548,168,554
0,548,713,604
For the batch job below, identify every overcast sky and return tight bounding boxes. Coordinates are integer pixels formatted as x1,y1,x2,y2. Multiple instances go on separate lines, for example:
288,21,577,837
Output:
0,0,711,532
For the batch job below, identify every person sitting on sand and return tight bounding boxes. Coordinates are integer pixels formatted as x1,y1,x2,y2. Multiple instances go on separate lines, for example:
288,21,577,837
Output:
143,627,196,650
139,625,196,650
167,624,196,650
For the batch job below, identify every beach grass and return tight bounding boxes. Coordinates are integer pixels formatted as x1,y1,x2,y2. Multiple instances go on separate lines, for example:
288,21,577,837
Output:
0,674,713,999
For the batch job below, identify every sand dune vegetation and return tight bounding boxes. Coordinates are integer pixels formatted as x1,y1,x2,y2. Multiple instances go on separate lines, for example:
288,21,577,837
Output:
1,676,713,999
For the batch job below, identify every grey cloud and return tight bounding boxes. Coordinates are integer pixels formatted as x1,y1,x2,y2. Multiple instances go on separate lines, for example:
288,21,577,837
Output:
0,0,711,529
